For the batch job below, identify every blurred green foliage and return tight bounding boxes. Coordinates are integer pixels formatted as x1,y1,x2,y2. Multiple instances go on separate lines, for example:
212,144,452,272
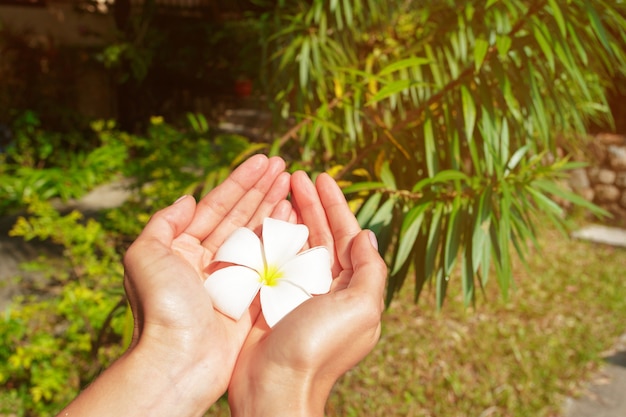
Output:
0,114,259,415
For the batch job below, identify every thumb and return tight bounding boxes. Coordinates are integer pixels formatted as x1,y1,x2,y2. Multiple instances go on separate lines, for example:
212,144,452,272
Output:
348,230,387,296
137,195,196,245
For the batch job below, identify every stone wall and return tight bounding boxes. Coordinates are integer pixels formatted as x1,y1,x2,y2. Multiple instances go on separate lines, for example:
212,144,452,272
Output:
568,133,626,227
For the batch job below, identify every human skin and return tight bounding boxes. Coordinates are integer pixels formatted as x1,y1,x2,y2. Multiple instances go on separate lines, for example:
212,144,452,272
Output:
228,171,388,417
56,154,293,417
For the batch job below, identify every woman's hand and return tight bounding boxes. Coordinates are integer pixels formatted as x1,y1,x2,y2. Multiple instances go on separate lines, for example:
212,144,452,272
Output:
228,171,387,417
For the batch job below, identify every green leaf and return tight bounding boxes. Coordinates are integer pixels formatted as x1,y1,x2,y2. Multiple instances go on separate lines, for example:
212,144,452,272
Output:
584,0,612,53
461,243,474,306
391,203,428,275
299,38,311,89
423,117,438,177
496,35,512,59
424,203,443,281
368,79,428,104
533,179,610,217
378,57,431,76
525,185,563,216
368,197,396,236
547,0,567,37
356,192,382,227
412,169,470,192
443,199,462,277
342,181,385,194
473,38,489,72
461,85,476,141
505,145,529,174
379,160,397,190
532,23,555,73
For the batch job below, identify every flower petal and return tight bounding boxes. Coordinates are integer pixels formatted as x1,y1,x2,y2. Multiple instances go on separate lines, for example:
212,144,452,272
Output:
262,218,308,267
213,227,265,273
204,266,261,320
260,282,311,327
280,247,332,295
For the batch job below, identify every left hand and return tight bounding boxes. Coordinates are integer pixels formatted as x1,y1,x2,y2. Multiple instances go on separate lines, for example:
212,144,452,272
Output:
57,155,293,417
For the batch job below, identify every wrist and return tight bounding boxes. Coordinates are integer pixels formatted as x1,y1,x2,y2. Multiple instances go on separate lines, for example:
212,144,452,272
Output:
229,364,331,417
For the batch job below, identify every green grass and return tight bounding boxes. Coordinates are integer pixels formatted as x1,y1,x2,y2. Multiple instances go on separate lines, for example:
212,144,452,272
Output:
323,223,626,417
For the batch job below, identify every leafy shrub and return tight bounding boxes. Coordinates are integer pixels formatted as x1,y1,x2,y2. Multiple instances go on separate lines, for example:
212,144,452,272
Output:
0,113,128,214
0,114,260,415
259,0,626,306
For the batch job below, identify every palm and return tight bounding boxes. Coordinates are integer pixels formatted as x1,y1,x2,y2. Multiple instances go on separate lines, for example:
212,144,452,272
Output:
124,155,292,396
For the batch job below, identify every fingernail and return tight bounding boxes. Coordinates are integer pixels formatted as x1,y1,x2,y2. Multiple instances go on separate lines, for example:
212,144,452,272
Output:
368,230,378,250
173,195,188,205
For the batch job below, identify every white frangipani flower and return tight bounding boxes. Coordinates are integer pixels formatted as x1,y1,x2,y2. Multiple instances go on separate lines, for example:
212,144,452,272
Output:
204,217,332,327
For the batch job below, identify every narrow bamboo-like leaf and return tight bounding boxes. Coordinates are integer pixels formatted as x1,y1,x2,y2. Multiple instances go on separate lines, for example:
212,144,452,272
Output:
342,0,353,26
356,192,382,227
379,160,397,190
424,203,443,281
496,185,513,299
378,57,431,76
435,269,448,309
461,84,476,141
443,199,462,277
505,145,529,174
368,197,396,236
533,179,609,217
496,35,512,59
584,0,612,53
411,221,430,302
473,38,489,72
547,0,567,37
391,203,428,275
298,38,311,89
472,189,491,273
461,242,474,306
532,23,555,73
368,79,428,104
481,230,491,286
412,169,470,192
423,117,438,177
525,185,563,216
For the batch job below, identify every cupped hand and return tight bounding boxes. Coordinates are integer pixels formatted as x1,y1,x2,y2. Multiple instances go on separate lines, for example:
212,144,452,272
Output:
228,171,387,417
122,154,293,409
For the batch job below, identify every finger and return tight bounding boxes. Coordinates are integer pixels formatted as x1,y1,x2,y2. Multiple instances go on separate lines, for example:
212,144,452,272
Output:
315,173,361,270
185,154,272,240
202,157,287,253
269,198,294,223
290,171,334,252
132,194,197,251
347,230,387,308
245,171,292,234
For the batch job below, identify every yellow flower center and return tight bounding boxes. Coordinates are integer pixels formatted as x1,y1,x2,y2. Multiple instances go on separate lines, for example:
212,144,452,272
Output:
260,264,283,287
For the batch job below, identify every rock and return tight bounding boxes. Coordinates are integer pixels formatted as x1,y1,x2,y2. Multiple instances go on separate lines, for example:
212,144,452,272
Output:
579,187,595,202
594,184,621,203
588,140,608,164
617,172,626,188
586,167,619,185
608,145,626,171
571,224,626,247
596,132,626,146
621,191,626,209
568,168,590,190
588,167,601,185
597,169,617,184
